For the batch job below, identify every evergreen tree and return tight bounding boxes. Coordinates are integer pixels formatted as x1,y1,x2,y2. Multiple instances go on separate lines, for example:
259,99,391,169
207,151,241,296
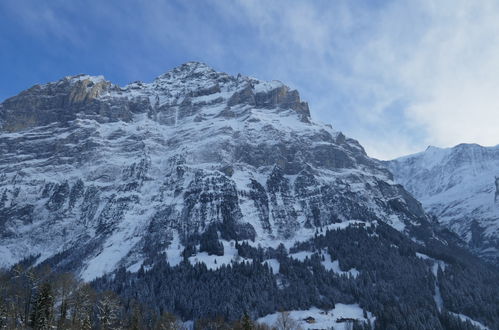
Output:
0,298,6,329
30,282,54,330
200,225,224,256
128,301,144,330
155,311,181,330
241,312,254,330
55,272,77,329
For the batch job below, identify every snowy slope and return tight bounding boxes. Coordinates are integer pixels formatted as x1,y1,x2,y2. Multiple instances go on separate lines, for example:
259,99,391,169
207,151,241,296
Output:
387,144,499,264
0,62,433,279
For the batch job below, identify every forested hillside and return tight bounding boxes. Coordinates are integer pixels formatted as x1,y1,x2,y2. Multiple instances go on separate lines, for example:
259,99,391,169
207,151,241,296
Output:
2,222,497,329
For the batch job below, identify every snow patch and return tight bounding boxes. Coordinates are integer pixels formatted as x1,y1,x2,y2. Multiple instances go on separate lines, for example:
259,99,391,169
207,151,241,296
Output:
262,259,280,274
449,312,489,330
416,252,447,312
127,261,143,273
289,251,313,262
252,80,284,93
188,240,250,270
68,74,106,84
321,252,360,278
165,231,183,267
388,214,406,232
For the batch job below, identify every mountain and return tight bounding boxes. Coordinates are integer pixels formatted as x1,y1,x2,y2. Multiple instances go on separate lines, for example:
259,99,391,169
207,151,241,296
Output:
1,63,498,329
387,144,499,265
0,62,429,278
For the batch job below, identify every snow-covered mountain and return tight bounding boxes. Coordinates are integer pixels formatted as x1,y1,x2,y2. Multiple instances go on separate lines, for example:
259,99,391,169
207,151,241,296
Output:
3,62,499,329
387,144,499,265
1,62,432,279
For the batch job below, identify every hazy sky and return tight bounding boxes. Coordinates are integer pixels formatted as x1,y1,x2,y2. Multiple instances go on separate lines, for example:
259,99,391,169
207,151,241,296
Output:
1,0,499,159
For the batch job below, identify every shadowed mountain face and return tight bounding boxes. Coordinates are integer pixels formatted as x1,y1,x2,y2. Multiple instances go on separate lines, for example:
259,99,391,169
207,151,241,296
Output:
387,144,499,265
0,62,431,279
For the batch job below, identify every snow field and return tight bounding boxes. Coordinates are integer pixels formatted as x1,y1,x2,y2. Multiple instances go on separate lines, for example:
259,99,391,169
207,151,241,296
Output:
257,304,375,330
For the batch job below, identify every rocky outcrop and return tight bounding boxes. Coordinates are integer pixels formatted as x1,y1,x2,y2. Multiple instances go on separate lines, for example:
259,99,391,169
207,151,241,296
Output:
0,76,116,132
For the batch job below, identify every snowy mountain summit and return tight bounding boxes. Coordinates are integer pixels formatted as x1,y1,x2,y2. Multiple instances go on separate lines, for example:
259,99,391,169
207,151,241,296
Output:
0,62,432,279
388,143,499,265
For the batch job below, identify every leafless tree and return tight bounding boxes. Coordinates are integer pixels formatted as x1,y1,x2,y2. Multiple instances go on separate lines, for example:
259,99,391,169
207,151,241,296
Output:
97,291,121,330
274,311,302,330
155,311,183,330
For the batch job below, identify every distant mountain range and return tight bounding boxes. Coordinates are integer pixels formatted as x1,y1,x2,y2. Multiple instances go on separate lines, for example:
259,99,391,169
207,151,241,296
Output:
387,143,499,266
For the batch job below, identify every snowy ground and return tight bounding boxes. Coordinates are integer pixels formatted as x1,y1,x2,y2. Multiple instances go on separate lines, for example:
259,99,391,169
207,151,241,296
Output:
245,220,374,251
122,220,369,278
416,252,447,311
289,250,359,278
449,312,489,330
257,304,375,330
188,240,252,270
262,259,280,274
321,251,359,278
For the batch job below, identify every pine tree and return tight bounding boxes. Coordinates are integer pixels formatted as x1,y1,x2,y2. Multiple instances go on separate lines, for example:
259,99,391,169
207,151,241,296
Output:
129,303,143,330
0,298,7,329
155,311,181,330
241,312,254,330
30,282,54,330
55,272,77,329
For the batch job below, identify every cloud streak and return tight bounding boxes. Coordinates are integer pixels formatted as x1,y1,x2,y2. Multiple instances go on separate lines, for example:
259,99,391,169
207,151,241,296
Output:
2,0,499,159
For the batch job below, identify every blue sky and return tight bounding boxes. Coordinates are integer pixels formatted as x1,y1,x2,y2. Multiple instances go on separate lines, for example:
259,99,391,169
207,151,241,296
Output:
2,0,499,159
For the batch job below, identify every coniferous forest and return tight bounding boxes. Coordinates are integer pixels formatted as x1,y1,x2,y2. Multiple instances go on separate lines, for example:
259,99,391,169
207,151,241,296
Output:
2,223,498,329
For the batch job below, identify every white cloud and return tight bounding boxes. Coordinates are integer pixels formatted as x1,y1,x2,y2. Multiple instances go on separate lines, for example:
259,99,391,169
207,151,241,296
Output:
400,1,499,149
220,0,499,159
5,0,499,159
344,0,499,157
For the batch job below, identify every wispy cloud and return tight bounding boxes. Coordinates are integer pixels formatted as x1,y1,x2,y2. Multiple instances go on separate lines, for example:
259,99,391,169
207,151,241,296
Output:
343,0,499,157
2,0,499,159
2,1,87,46
225,0,499,159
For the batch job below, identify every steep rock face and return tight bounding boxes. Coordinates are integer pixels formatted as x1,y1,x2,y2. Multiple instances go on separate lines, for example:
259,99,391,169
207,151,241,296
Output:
387,144,499,265
0,75,118,132
0,62,432,279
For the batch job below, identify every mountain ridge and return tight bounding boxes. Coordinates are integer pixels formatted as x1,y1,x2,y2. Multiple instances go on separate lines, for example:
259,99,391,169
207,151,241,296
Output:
387,143,499,265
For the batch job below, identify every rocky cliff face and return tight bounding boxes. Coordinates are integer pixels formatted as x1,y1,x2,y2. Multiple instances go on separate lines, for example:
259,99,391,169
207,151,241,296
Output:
387,144,499,265
0,62,433,279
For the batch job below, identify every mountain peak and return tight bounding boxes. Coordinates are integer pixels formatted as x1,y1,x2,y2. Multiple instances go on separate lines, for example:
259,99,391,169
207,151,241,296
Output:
0,61,430,275
63,73,107,85
452,142,485,151
155,61,219,82
1,63,316,132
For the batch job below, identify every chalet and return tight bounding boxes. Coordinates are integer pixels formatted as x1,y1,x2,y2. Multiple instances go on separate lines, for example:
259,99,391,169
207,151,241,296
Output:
336,317,359,323
303,316,316,324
